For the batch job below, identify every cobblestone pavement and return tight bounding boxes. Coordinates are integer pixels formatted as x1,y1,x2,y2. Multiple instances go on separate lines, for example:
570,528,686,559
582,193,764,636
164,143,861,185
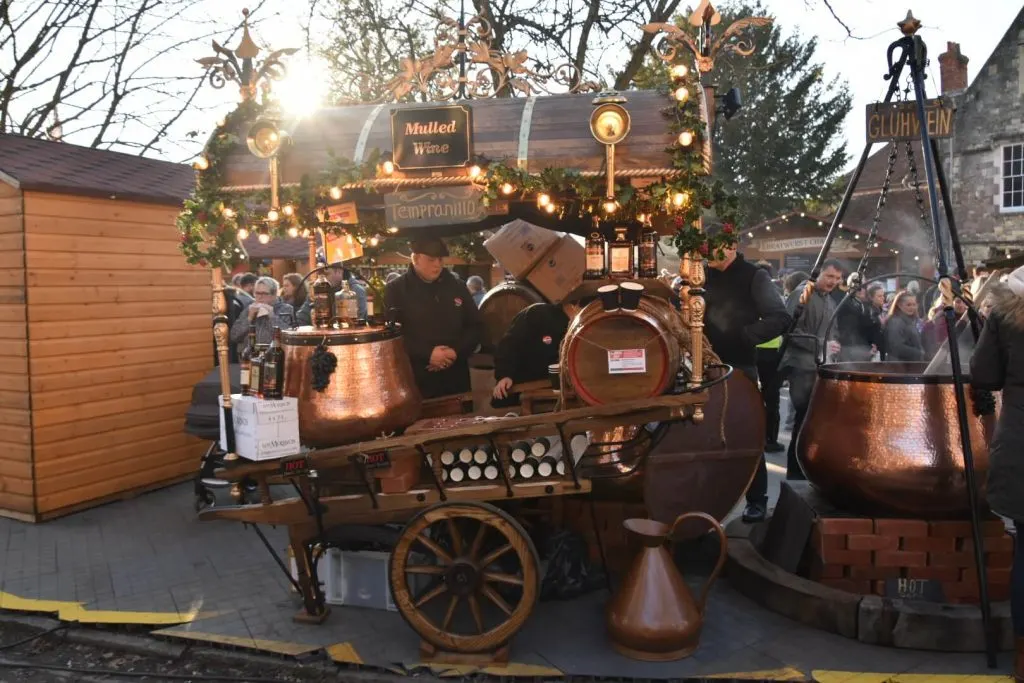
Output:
0,391,1015,680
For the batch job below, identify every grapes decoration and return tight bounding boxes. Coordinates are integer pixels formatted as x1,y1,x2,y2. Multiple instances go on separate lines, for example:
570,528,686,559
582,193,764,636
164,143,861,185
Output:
310,344,338,392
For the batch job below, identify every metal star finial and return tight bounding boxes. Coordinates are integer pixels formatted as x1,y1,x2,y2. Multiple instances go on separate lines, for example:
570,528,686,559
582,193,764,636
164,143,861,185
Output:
689,0,721,27
235,9,260,60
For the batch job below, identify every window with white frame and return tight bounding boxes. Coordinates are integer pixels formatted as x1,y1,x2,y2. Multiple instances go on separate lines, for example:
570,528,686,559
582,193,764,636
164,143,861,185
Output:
1002,144,1024,210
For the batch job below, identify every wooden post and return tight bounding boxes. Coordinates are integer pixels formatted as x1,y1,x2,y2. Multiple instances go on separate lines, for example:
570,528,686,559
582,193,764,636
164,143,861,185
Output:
211,268,237,461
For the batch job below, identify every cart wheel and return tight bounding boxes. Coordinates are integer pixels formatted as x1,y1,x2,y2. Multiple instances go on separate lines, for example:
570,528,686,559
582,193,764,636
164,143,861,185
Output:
389,501,540,654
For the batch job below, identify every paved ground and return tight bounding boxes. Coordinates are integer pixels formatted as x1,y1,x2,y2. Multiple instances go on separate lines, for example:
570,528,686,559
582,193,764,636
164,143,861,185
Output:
0,390,1017,681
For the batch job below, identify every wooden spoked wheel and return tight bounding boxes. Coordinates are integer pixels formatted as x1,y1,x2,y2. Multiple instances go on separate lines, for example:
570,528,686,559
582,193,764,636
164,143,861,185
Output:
389,502,540,654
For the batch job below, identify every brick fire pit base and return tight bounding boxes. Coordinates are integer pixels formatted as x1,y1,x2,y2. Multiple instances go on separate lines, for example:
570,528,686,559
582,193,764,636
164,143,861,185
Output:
724,481,1015,652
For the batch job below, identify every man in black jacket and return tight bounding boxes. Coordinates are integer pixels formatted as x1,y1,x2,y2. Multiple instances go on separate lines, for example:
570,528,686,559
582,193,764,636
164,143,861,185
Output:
704,245,791,523
836,278,882,362
385,237,482,399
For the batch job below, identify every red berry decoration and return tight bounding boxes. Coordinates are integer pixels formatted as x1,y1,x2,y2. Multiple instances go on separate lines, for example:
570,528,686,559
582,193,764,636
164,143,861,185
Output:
723,224,734,234
702,199,713,208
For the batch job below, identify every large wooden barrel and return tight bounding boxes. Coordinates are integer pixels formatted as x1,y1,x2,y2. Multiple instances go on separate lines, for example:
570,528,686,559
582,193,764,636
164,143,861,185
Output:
563,296,682,406
477,281,545,353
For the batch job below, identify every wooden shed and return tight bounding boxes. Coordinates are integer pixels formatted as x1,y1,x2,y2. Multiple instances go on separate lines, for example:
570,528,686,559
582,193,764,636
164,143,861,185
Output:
0,134,210,521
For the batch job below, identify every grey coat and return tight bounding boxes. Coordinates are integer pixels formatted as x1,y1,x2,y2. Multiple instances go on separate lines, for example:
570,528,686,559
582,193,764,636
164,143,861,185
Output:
230,298,295,354
971,289,1024,521
884,312,925,362
780,282,837,371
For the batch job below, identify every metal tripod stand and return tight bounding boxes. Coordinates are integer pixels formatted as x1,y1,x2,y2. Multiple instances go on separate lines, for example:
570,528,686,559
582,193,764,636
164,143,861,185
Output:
780,12,997,667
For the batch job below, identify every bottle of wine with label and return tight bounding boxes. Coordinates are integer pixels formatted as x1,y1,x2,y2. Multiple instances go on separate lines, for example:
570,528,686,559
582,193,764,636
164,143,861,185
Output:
311,269,334,328
336,280,359,325
240,329,256,395
261,327,285,400
249,345,264,399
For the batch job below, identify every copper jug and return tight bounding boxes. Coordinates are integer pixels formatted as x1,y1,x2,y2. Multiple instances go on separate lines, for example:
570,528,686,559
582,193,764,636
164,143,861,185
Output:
606,512,728,661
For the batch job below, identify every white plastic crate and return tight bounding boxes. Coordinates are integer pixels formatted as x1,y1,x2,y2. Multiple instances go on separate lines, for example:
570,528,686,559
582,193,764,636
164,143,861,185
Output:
287,547,433,611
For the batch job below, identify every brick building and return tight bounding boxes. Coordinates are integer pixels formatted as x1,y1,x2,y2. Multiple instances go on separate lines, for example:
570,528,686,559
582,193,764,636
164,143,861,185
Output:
937,6,1024,264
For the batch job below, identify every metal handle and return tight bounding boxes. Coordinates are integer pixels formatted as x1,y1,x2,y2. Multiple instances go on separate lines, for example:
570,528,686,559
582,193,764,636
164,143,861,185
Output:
667,511,728,614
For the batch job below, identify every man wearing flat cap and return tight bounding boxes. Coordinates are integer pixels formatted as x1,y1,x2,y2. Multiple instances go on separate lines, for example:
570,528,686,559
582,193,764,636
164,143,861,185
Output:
385,236,482,399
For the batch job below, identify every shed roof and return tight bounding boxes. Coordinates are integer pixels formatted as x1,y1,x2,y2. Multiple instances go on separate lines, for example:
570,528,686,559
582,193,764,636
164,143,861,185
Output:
0,134,195,205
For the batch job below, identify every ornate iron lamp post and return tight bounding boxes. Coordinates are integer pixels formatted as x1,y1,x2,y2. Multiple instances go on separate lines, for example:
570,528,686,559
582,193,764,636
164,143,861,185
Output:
196,8,297,103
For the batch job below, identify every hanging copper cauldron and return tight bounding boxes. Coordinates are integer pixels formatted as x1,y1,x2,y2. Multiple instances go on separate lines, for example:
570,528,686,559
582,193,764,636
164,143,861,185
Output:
798,361,998,518
282,325,422,447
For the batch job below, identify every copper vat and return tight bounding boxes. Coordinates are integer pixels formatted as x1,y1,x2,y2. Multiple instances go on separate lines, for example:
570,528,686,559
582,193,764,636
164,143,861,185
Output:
798,361,998,518
282,325,422,447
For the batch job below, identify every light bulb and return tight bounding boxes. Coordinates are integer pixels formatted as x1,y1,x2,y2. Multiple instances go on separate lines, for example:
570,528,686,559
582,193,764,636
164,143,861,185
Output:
282,204,294,216
329,186,342,200
258,231,270,244
747,232,753,238
468,164,482,178
382,160,395,175
674,86,689,103
267,209,279,222
670,64,688,79
678,131,694,147
603,200,617,214
537,193,551,207
288,226,299,238
672,192,689,208
545,203,556,214
236,227,249,240
387,226,399,234
501,182,514,195
223,207,235,218
370,236,379,247
301,228,311,238
193,156,209,171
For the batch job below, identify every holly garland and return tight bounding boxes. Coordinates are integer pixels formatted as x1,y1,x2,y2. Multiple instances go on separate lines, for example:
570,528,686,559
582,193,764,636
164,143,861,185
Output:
178,58,740,269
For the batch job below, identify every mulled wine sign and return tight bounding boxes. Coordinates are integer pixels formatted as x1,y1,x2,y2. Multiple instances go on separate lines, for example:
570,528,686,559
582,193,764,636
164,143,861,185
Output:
385,186,508,228
865,99,955,143
391,105,473,170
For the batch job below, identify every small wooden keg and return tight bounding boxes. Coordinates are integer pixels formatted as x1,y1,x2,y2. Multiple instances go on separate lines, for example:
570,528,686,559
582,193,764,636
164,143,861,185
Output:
477,281,545,352
563,297,682,406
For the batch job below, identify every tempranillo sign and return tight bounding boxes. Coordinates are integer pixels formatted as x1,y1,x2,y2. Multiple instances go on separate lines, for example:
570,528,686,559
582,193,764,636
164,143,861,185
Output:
391,105,473,170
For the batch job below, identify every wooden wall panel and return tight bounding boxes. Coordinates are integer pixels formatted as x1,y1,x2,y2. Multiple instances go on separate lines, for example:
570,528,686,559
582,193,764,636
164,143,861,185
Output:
0,182,31,517
24,191,211,516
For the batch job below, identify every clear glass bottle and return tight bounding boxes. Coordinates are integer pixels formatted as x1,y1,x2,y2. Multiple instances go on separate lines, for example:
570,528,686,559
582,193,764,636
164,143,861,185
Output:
335,280,358,325
638,227,659,279
608,227,634,277
584,232,607,280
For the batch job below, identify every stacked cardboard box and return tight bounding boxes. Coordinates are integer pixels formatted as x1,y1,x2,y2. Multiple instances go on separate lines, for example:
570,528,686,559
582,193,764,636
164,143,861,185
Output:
484,220,585,303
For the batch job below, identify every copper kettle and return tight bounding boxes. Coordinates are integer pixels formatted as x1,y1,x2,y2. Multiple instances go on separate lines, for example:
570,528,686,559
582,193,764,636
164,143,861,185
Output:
606,512,727,661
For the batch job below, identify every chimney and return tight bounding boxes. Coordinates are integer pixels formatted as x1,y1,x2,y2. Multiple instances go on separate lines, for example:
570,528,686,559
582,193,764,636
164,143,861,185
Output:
938,41,969,94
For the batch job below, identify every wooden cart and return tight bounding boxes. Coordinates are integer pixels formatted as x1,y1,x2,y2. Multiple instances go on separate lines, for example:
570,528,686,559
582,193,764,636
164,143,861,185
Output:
200,384,717,660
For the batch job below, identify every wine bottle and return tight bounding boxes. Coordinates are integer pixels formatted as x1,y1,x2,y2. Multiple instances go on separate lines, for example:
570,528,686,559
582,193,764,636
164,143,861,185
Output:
458,448,474,464
531,437,552,458
335,280,358,325
510,443,529,463
261,327,285,400
517,461,536,479
483,464,499,481
584,232,607,280
249,345,264,399
638,227,659,279
240,329,256,395
536,457,556,478
609,227,635,277
440,450,457,467
467,464,483,481
555,460,567,476
473,447,490,465
448,464,467,483
311,270,334,329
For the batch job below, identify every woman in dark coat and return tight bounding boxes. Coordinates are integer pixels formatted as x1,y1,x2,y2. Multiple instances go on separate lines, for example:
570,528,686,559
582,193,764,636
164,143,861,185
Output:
971,266,1024,680
883,289,925,362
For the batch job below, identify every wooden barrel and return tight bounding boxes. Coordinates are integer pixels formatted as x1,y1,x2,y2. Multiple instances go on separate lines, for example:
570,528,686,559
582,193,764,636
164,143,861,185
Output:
563,296,682,406
477,281,545,353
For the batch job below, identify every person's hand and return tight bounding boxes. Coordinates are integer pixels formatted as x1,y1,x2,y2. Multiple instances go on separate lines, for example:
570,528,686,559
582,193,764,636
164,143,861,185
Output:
428,346,452,371
248,304,261,321
826,341,841,357
440,346,457,362
493,377,513,400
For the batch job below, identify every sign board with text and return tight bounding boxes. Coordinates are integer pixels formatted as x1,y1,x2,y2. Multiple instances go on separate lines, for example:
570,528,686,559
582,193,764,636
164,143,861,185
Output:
384,186,507,229
391,105,473,170
865,99,955,144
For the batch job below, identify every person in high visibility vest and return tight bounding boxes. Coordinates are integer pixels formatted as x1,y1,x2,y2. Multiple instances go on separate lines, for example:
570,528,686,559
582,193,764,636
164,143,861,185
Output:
756,334,784,453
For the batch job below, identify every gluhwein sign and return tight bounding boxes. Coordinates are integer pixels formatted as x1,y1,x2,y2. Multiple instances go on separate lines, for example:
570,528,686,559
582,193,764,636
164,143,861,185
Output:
391,105,473,170
865,99,954,144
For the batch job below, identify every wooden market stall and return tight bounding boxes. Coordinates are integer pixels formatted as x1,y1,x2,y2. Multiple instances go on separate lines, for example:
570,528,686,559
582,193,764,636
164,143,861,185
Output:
0,134,210,521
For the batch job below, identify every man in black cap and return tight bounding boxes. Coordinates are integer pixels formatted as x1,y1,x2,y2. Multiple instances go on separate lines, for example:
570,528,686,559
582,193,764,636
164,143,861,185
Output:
385,237,482,399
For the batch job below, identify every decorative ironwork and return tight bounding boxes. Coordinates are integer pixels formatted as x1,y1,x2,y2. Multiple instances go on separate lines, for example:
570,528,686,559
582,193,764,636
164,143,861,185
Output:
196,9,297,102
643,0,772,73
378,13,600,102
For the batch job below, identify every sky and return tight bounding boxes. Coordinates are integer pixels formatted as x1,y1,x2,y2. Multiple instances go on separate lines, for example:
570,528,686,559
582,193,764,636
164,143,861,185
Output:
15,0,1021,168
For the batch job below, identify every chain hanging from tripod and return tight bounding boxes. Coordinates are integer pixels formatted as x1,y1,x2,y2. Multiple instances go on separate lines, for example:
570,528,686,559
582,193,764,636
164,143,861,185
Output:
902,72,937,255
849,141,899,286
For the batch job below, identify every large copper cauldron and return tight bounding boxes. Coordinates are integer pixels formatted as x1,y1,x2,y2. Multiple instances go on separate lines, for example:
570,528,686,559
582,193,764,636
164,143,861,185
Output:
282,325,422,447
798,361,998,518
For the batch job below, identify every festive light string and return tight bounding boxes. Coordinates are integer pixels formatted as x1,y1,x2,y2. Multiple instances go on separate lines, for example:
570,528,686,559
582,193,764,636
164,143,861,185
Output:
177,59,741,269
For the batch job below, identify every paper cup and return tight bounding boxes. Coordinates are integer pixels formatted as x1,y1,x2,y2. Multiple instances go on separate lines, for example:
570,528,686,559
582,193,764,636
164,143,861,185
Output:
620,281,645,311
597,284,620,312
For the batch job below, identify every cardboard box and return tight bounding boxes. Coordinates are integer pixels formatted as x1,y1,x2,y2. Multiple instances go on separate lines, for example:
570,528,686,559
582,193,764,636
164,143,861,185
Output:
483,219,560,278
524,234,585,303
219,394,301,461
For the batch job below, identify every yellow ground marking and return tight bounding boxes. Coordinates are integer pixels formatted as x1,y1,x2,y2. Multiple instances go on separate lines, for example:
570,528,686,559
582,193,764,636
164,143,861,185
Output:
325,642,364,665
151,629,322,656
705,668,805,680
0,591,216,626
813,671,1012,683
